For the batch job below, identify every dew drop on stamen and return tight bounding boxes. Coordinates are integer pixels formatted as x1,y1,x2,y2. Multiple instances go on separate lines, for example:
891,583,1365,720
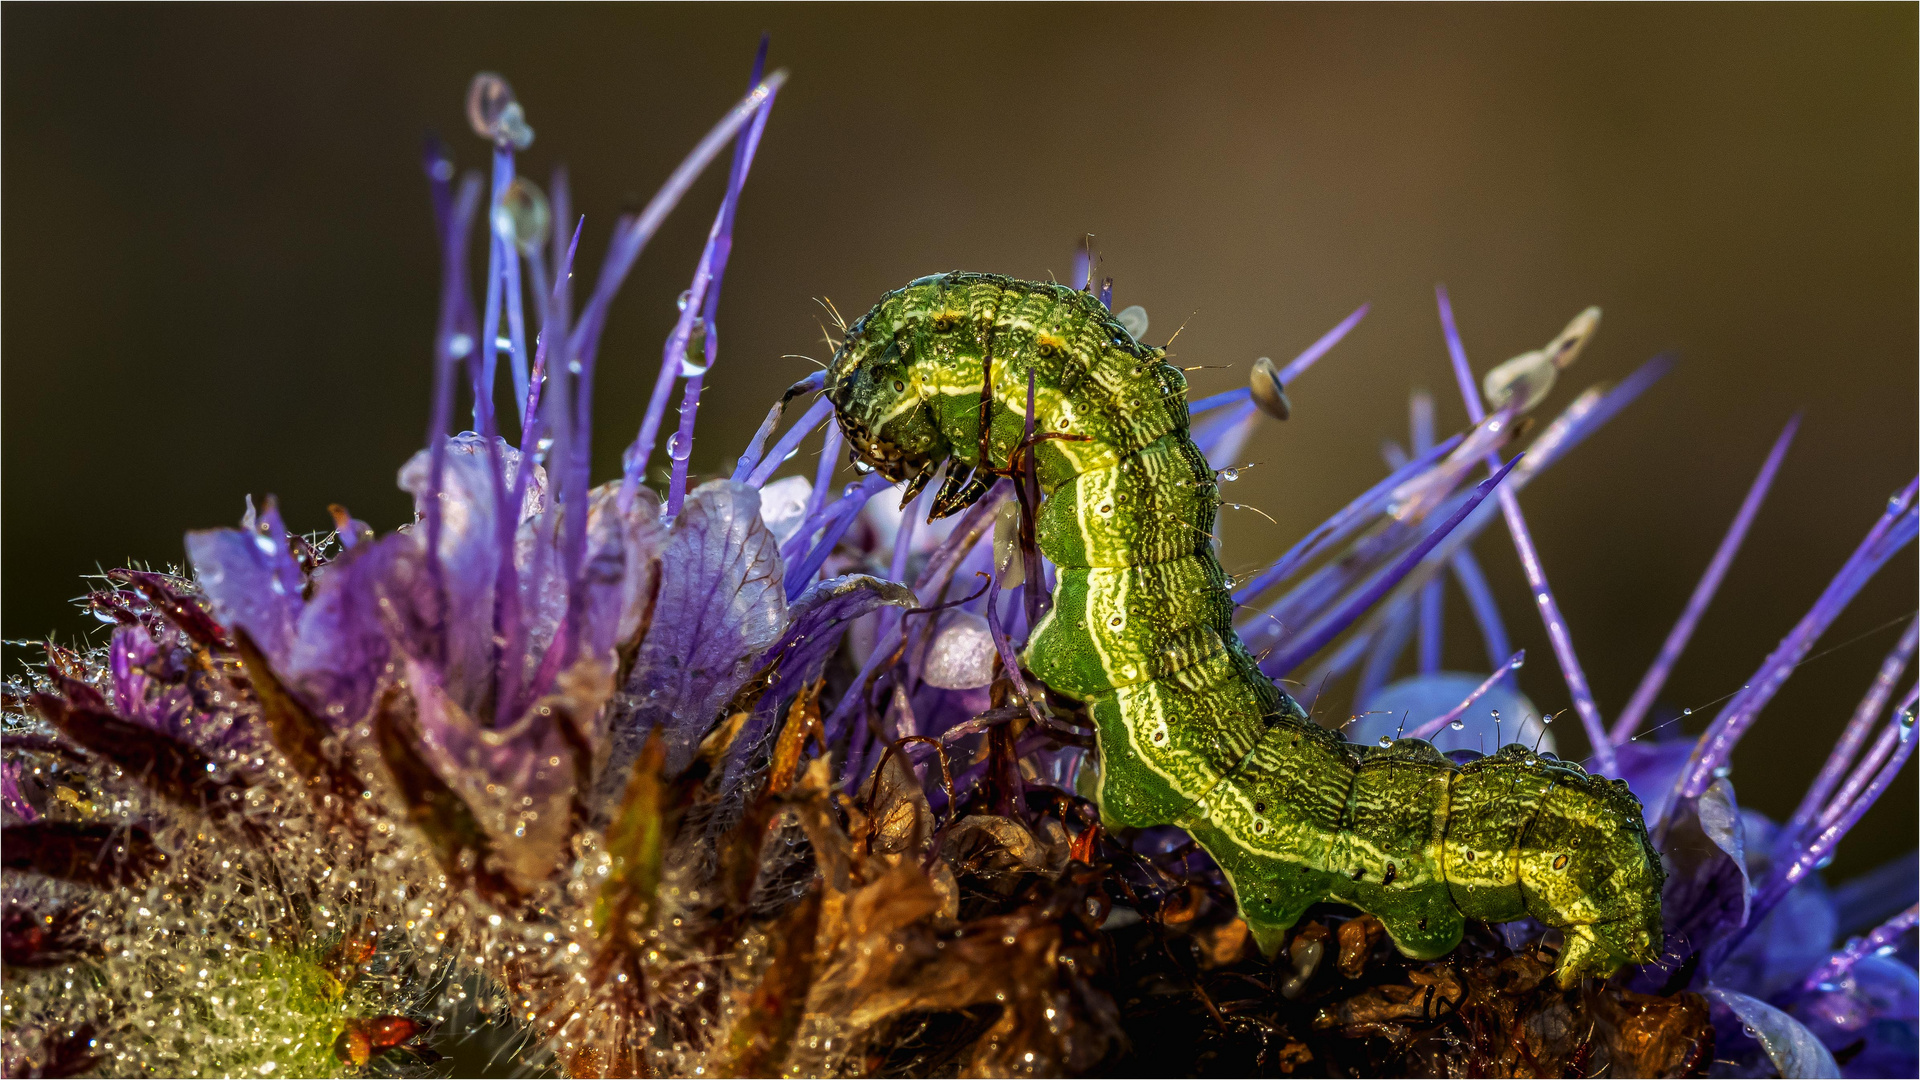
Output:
677,289,694,312
1682,707,1693,716
1449,720,1466,731
501,177,551,255
665,431,692,462
1221,468,1240,482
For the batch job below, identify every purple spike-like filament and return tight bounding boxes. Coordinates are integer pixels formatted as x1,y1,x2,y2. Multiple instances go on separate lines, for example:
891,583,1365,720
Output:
782,472,891,599
1798,903,1920,995
1263,456,1521,678
1611,415,1800,743
1406,651,1527,742
1411,392,1442,674
743,397,834,488
1187,303,1367,416
1515,355,1674,485
1783,616,1918,850
1678,478,1918,799
1438,285,1616,774
1814,682,1917,832
521,217,582,442
659,48,778,516
478,145,512,428
1742,702,1915,943
544,72,785,669
731,372,827,483
1232,433,1464,607
424,173,484,631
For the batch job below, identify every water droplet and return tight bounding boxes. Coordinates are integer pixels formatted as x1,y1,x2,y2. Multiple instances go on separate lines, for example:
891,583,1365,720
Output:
1449,719,1466,731
1682,707,1693,716
1378,736,1393,747
1536,592,1551,606
448,332,474,358
1490,709,1502,723
466,73,534,149
1542,714,1554,724
1510,654,1525,670
1222,468,1240,482
501,177,551,255
1712,765,1733,779
1117,304,1149,340
850,458,875,475
677,289,694,312
666,431,692,462
1891,492,1908,513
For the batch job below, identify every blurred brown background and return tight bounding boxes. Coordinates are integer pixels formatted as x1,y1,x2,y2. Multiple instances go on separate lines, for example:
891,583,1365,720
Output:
4,5,1914,876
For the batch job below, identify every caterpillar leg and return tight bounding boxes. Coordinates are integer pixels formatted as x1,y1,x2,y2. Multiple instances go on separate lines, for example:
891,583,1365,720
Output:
928,466,994,519
1366,888,1465,961
1184,817,1333,959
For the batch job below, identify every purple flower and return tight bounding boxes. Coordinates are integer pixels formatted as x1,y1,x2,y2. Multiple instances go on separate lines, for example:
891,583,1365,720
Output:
3,44,1913,1080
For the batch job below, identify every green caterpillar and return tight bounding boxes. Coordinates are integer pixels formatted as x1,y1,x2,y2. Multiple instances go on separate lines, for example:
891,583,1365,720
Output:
825,271,1662,985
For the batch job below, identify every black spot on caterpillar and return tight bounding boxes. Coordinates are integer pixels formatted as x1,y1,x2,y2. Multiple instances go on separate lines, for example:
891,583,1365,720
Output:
825,271,1663,984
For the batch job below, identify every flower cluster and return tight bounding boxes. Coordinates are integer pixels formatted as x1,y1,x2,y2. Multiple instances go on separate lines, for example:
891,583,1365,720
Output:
4,47,1914,1080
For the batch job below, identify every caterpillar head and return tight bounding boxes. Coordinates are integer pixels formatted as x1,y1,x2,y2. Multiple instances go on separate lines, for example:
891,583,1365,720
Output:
825,315,945,485
1523,774,1667,986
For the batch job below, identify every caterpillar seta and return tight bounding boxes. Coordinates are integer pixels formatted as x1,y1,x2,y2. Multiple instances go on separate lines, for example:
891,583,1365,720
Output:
824,271,1663,985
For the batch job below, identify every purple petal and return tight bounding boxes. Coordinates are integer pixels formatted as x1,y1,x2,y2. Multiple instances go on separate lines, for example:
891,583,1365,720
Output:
722,573,915,785
1632,779,1750,994
575,483,669,665
613,479,787,775
1703,987,1840,1080
185,525,302,666
1793,954,1918,1078
285,531,423,727
398,433,547,709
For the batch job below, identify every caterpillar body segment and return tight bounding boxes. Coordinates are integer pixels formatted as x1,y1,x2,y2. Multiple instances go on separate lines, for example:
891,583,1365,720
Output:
824,271,1663,985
